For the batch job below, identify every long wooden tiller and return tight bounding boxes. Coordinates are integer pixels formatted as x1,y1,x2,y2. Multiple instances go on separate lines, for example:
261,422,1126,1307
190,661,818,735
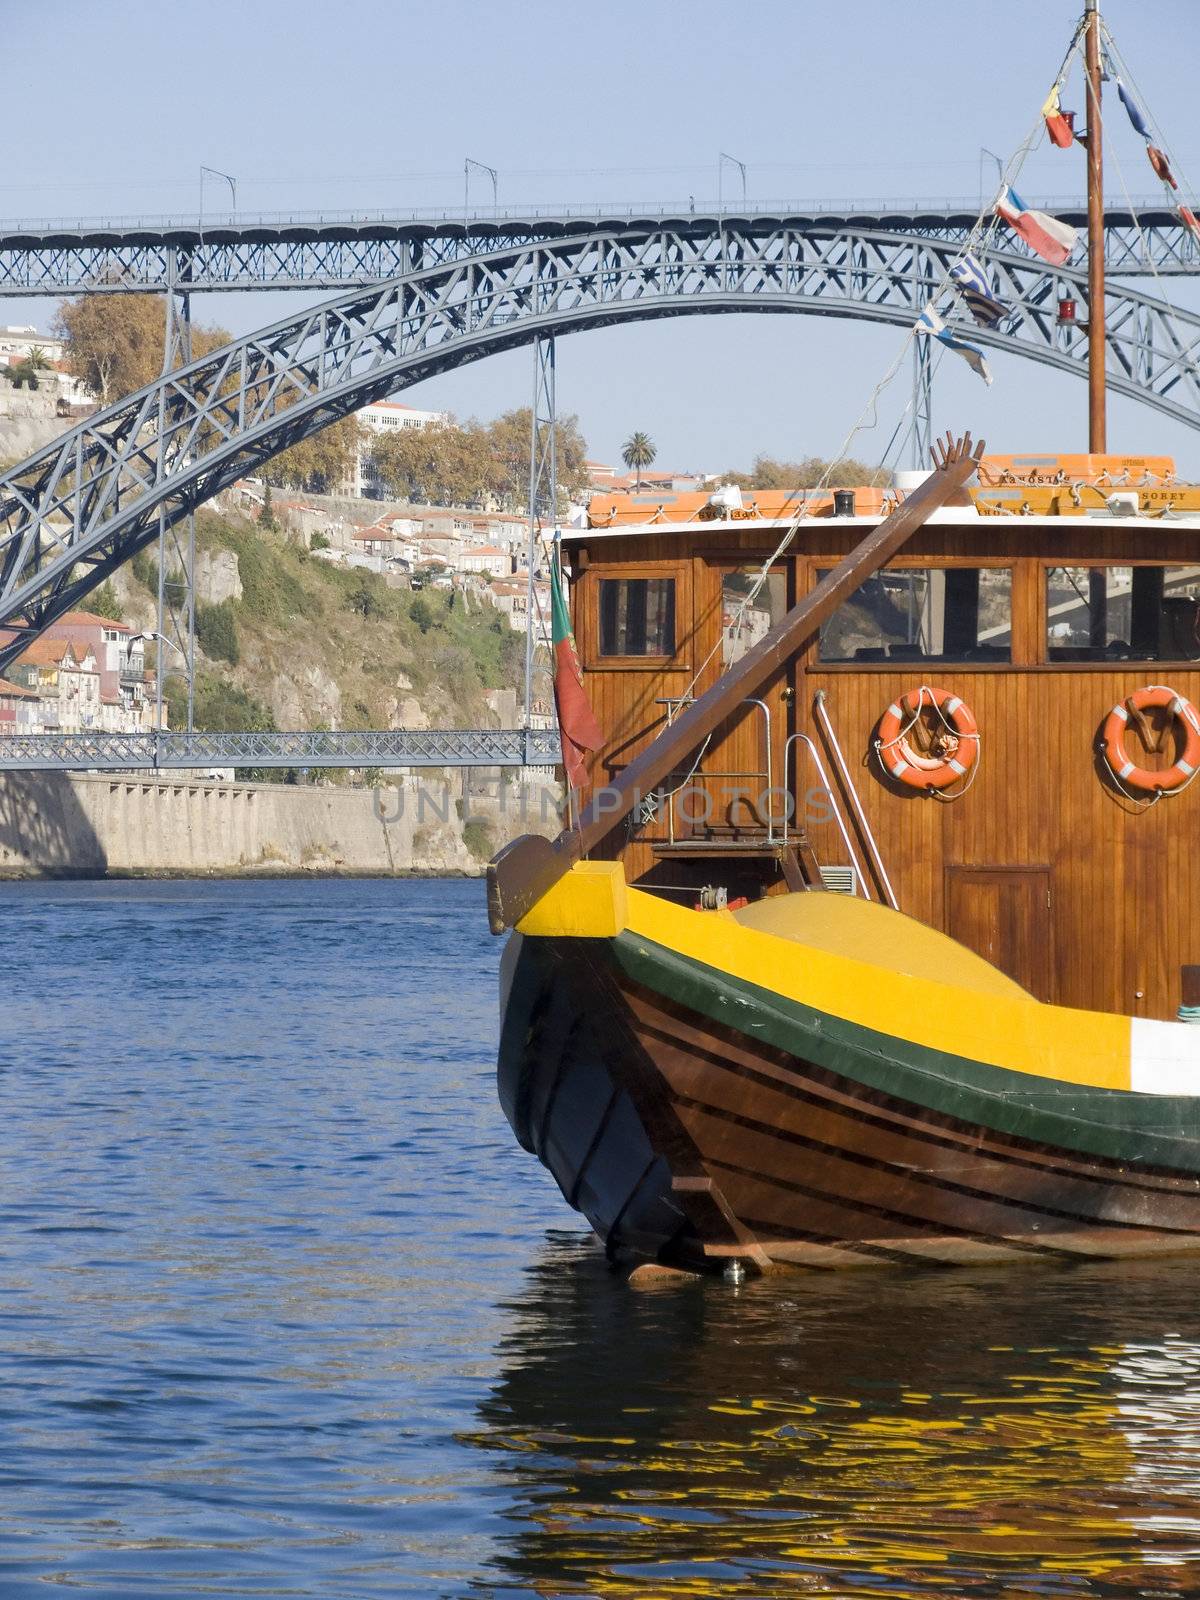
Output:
487,430,986,933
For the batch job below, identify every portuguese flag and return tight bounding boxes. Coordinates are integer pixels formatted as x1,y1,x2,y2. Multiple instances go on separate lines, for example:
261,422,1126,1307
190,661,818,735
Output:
550,558,603,790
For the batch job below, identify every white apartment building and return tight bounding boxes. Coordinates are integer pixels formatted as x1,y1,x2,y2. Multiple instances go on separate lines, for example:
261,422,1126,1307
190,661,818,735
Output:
487,579,550,632
357,400,448,437
0,325,66,367
458,545,514,575
43,610,146,710
0,324,92,406
8,638,101,732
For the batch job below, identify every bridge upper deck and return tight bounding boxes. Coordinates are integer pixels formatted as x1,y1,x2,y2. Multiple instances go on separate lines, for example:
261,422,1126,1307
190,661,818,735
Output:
0,195,1190,293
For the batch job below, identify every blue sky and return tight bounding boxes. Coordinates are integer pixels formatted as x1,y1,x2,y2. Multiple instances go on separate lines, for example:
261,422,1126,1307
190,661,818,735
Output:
5,0,1199,474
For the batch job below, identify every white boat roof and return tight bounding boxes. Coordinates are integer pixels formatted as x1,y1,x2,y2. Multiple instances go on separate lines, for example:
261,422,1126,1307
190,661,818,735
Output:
568,506,1200,541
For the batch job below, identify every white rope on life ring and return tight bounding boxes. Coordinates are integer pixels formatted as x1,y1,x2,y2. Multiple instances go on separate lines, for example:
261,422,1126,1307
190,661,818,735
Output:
874,685,981,801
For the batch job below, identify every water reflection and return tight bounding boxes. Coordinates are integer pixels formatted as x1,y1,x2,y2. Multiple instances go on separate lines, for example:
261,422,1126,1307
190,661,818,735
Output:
471,1241,1200,1596
7,879,1200,1596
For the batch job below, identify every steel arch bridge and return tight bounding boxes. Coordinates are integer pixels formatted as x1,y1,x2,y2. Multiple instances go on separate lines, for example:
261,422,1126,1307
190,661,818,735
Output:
3,221,1200,672
0,196,1196,293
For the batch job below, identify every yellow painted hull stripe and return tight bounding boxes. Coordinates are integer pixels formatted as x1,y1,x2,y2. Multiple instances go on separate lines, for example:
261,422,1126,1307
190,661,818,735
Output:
619,887,1132,1092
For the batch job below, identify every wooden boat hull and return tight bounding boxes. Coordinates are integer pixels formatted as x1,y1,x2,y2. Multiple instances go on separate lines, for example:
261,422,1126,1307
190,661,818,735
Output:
498,871,1200,1274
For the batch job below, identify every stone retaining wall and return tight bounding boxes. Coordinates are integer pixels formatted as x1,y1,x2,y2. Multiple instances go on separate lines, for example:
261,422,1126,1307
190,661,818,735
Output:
0,771,555,877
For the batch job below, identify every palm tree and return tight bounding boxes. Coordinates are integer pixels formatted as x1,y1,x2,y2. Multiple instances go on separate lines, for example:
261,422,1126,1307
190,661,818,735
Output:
9,344,51,392
622,431,657,490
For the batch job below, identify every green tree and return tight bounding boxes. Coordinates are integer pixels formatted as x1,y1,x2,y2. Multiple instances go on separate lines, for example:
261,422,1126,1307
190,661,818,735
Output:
131,547,159,590
7,345,51,390
263,414,362,494
166,674,275,734
259,484,277,531
622,431,656,489
167,674,282,781
363,407,588,512
88,580,124,621
721,454,885,490
347,582,379,620
409,594,434,632
195,599,240,664
485,407,589,510
55,292,230,405
367,416,488,506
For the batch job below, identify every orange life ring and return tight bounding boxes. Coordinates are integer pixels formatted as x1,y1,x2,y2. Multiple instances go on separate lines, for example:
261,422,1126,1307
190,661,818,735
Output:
1102,685,1200,795
876,686,979,792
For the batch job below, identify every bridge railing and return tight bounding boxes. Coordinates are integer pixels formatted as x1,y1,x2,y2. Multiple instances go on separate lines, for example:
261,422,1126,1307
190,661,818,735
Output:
0,194,1167,236
0,728,562,772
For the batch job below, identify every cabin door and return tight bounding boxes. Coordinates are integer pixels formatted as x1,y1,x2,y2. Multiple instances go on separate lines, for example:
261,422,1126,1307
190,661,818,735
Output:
679,562,792,842
945,866,1053,1001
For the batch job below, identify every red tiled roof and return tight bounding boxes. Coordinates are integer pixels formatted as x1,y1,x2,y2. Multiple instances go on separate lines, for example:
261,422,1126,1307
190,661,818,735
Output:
54,610,134,631
16,638,76,667
0,675,38,698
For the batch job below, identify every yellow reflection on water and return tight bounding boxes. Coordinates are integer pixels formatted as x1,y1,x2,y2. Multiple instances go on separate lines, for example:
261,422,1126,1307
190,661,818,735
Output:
467,1246,1200,1597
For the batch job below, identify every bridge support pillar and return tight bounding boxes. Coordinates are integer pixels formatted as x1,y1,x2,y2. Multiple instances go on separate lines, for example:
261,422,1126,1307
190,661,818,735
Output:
156,249,196,733
525,335,557,728
911,332,933,470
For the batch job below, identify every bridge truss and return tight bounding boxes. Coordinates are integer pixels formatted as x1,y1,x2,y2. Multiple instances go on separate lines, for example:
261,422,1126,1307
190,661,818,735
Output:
3,215,1200,678
0,728,560,771
0,199,1195,293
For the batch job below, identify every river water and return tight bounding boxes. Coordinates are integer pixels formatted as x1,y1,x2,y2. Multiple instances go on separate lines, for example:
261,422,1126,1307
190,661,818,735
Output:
3,878,1200,1597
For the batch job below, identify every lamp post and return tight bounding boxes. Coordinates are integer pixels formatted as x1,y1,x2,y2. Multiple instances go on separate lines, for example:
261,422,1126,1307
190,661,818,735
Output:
979,147,1004,210
131,630,186,734
464,157,498,220
199,164,238,229
718,151,747,212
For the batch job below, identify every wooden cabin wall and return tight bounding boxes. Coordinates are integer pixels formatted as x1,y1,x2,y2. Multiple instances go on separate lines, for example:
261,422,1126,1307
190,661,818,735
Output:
568,522,1200,1021
571,527,795,891
802,662,1200,1018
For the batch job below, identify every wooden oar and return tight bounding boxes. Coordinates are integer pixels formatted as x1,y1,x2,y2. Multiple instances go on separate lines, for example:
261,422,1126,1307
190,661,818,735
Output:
487,431,985,933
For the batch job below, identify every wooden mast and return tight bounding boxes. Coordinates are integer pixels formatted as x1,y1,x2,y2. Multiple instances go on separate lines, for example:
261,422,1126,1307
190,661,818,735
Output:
1085,0,1107,452
487,432,985,933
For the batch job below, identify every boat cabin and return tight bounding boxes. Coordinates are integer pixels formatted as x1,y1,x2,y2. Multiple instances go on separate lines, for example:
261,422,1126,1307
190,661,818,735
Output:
564,454,1200,1021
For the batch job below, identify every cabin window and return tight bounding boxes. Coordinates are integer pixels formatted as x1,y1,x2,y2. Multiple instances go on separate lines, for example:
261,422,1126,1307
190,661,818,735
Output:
722,569,787,664
599,577,676,657
817,567,1012,663
1046,565,1200,661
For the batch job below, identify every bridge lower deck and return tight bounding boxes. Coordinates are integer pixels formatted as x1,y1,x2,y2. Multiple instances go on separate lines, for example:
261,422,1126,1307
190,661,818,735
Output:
0,729,560,771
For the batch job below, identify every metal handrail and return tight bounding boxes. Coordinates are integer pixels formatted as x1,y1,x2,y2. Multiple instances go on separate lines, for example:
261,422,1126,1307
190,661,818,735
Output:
783,732,871,898
655,695,773,845
742,699,775,843
812,690,898,910
0,194,1171,237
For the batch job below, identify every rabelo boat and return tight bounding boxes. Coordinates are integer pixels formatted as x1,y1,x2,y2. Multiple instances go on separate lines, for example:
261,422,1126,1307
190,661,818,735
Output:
487,4,1200,1276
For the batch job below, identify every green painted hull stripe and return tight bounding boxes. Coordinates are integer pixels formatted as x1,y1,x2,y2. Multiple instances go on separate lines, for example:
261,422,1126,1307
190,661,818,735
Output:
611,932,1200,1171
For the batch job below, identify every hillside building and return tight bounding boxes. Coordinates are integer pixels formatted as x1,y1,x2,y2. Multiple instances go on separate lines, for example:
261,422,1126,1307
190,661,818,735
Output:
355,400,450,498
8,638,102,732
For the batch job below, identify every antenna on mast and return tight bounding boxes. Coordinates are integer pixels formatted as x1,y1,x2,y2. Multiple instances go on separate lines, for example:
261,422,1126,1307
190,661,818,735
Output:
1085,0,1107,452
